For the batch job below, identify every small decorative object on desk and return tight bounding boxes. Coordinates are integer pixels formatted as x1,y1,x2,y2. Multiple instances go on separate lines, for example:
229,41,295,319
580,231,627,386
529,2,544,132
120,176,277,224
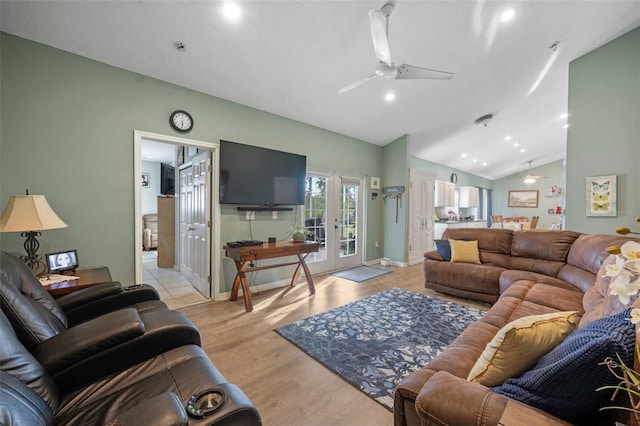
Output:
292,223,312,243
598,218,640,422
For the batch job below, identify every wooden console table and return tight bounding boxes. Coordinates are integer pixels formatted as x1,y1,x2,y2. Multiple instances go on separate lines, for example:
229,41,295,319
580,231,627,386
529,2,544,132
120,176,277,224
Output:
224,241,320,312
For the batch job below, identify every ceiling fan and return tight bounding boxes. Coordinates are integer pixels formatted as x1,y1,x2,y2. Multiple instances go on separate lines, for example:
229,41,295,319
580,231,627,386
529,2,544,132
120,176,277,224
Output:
337,1,454,94
518,161,547,184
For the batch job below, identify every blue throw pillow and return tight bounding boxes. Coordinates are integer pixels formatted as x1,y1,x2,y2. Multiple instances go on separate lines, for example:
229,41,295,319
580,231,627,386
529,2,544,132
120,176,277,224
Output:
492,308,636,423
434,239,451,261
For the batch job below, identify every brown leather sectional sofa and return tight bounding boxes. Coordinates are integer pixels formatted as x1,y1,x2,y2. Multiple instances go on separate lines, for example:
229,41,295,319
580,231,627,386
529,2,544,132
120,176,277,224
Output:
395,228,640,426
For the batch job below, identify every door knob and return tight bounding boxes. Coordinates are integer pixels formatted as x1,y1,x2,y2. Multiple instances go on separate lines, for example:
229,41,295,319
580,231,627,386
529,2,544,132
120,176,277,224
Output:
188,227,195,231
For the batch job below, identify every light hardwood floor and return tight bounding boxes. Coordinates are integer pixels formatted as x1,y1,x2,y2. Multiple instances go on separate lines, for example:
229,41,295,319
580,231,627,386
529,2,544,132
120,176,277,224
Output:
178,264,488,426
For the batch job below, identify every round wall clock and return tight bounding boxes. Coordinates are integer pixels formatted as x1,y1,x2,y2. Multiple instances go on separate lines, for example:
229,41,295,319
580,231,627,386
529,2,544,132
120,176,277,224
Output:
169,110,193,133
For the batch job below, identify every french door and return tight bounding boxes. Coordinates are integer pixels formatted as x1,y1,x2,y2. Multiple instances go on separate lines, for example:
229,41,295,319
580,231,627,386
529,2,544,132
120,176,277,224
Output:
303,172,363,274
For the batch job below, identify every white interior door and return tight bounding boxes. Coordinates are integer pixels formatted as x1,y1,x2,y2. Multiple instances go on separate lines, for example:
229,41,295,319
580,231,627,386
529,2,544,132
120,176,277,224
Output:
304,172,363,274
408,171,435,265
191,151,211,298
179,166,194,278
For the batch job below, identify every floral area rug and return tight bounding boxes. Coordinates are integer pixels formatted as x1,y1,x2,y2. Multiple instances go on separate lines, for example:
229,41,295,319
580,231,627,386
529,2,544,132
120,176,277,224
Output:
274,287,485,411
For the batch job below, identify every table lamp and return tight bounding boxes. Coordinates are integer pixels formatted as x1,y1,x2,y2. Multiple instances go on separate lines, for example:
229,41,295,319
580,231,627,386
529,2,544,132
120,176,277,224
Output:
0,191,68,275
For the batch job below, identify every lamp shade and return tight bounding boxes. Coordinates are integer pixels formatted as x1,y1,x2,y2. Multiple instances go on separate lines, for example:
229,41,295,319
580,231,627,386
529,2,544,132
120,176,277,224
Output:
0,195,68,232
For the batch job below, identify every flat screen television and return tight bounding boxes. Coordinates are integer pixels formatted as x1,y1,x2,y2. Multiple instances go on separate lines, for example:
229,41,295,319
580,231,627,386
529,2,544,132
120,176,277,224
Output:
160,163,175,195
219,140,306,206
46,249,79,273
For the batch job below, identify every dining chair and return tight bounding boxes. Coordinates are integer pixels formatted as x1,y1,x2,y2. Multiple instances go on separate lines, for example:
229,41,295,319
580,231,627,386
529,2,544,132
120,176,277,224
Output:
490,215,503,229
530,216,540,229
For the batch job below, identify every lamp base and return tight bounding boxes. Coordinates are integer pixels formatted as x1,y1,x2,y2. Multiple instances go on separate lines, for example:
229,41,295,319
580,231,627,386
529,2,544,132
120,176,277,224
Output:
20,231,47,276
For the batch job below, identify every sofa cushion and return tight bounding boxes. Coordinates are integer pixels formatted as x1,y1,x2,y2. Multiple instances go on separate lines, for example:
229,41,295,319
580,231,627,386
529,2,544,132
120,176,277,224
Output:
467,311,580,387
449,239,481,264
492,308,635,423
434,240,451,261
508,230,582,278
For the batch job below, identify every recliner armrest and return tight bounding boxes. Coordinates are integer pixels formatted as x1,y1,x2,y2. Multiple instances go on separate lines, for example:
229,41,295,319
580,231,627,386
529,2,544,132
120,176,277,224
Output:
106,392,188,426
60,283,161,326
32,308,145,375
56,281,124,311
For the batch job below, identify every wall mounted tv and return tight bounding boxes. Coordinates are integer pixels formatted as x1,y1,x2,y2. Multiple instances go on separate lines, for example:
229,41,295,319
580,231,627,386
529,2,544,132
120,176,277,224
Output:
219,140,306,206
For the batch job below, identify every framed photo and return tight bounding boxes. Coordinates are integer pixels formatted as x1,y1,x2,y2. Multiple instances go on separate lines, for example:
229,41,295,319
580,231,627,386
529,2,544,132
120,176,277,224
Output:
586,175,616,216
508,190,539,208
141,173,150,188
370,176,381,190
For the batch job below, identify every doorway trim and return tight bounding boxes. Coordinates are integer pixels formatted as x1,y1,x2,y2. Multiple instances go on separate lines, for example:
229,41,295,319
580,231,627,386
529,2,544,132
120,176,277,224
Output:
133,130,221,300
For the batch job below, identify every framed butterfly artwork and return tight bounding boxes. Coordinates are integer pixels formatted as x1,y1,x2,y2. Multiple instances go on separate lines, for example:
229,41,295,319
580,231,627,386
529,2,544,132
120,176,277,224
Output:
586,175,616,216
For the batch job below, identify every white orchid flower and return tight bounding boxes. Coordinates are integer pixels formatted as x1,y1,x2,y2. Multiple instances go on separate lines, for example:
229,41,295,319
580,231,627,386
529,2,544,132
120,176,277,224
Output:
604,255,627,277
629,308,640,324
610,271,640,305
621,241,640,261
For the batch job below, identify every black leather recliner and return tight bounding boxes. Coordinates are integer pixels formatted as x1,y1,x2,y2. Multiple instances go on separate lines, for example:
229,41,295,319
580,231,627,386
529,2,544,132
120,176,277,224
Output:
0,310,262,425
1,250,167,325
0,251,201,390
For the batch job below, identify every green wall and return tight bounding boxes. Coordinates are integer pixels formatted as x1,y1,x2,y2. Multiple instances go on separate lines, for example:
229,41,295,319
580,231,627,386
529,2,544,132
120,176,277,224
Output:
381,135,409,263
0,33,386,289
566,27,640,233
492,160,565,230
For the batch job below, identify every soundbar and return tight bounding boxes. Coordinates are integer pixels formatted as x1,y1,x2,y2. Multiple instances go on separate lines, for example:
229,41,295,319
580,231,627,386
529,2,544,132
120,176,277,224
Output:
237,206,293,212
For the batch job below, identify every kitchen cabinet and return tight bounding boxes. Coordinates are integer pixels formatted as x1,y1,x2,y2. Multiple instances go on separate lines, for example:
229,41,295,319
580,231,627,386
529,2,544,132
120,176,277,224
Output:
435,180,456,207
434,220,488,239
459,186,479,207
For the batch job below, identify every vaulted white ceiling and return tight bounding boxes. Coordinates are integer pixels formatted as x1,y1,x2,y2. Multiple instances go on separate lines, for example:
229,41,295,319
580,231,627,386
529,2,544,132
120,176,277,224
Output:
2,1,639,179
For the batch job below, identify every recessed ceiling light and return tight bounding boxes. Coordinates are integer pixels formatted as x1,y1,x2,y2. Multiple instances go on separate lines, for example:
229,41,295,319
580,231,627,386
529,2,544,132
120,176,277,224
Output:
472,158,478,163
461,153,467,158
563,124,569,129
384,92,396,102
513,143,519,147
560,113,568,119
222,3,242,21
499,8,516,23
482,162,488,167
520,148,526,153
505,136,512,141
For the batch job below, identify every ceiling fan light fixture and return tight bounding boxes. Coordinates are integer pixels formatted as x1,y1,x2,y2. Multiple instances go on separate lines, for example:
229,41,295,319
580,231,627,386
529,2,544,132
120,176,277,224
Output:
474,114,493,127
524,177,536,184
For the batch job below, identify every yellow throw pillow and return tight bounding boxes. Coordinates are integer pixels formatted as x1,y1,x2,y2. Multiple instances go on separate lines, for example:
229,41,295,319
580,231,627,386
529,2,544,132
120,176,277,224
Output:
467,311,581,387
449,239,481,264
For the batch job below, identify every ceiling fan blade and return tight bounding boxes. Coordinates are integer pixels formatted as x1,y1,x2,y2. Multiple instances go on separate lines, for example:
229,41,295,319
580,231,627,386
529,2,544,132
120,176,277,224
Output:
396,64,454,80
369,9,391,65
337,73,376,94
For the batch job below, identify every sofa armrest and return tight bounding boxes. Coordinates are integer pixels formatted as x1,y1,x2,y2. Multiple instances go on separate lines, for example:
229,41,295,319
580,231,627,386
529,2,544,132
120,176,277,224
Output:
416,371,571,425
424,250,443,261
107,392,188,426
32,308,145,375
